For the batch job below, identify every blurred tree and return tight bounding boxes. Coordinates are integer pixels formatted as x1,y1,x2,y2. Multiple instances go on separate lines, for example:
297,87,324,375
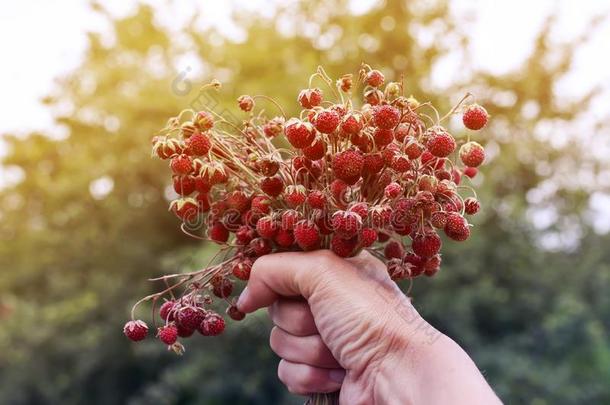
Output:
0,1,608,404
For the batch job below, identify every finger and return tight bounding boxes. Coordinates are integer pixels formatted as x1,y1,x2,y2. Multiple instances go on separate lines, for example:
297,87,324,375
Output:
277,359,345,395
270,327,340,369
268,298,318,337
237,251,343,313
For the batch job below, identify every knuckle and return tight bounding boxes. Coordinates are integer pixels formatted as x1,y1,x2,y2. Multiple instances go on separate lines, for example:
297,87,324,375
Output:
268,327,281,354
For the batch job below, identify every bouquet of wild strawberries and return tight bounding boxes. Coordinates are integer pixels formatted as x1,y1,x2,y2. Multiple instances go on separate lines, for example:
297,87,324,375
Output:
124,64,488,397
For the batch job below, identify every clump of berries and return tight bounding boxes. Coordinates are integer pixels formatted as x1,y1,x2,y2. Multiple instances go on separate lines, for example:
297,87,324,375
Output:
125,64,490,351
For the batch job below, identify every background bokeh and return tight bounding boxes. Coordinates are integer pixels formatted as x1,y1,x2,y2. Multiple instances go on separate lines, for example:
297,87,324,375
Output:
1,1,610,404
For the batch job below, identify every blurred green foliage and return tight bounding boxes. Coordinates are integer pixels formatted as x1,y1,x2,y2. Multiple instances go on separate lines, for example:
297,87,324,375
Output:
1,1,609,404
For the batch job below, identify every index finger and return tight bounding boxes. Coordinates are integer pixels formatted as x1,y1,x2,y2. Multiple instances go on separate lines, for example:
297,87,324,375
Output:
236,251,338,313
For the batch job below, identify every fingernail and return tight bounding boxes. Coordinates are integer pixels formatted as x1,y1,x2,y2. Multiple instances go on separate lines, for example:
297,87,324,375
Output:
236,286,249,310
329,369,346,383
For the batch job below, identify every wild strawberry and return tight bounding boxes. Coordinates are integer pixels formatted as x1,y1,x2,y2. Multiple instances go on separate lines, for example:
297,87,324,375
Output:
152,137,183,159
391,155,411,173
451,168,462,185
331,235,358,258
444,213,470,241
330,179,349,204
173,175,196,195
275,228,295,248
464,197,480,215
341,113,364,135
256,216,278,238
303,137,326,160
261,176,284,197
208,222,229,243
280,209,300,230
123,320,148,341
361,228,378,247
404,252,425,278
394,123,413,142
386,258,410,281
373,105,400,130
363,152,385,175
330,104,346,118
177,323,195,338
159,300,176,321
412,232,442,258
250,237,273,256
170,154,194,175
332,211,362,237
194,110,214,130
180,121,197,138
235,225,255,245
332,149,364,184
351,131,372,152
430,211,448,229
196,192,210,212
177,306,206,330
420,151,445,170
312,209,333,235
459,141,485,167
237,95,255,112
157,325,178,345
185,132,211,156
418,175,438,193
365,69,385,87
263,116,285,138
213,277,233,298
463,166,478,178
462,103,488,130
298,88,323,109
170,198,199,222
294,220,321,250
337,74,352,92
404,141,424,160
426,127,456,158
251,195,271,214
384,241,404,259
314,109,340,134
227,305,246,321
259,158,280,177
307,190,326,209
285,119,316,149
284,185,307,208
423,254,442,277
371,205,392,228
199,313,225,336
349,202,369,219
232,257,253,280
436,170,451,181
385,182,402,198
373,128,394,147
226,191,250,213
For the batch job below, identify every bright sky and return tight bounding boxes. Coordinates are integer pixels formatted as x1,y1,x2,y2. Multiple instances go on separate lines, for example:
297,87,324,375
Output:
1,0,609,235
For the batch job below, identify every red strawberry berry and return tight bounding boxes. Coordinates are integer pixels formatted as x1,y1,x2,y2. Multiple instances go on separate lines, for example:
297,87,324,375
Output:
332,150,364,184
227,305,246,321
170,198,199,222
256,216,278,239
281,209,300,230
464,197,480,215
170,154,194,175
423,254,442,277
404,141,424,160
275,228,295,248
444,213,470,241
173,175,196,195
349,202,369,219
331,235,358,258
212,277,234,298
208,222,229,243
314,109,340,134
284,185,307,208
365,69,385,87
462,103,488,130
463,166,478,178
391,155,411,173
363,152,385,175
373,105,400,130
430,211,448,229
123,320,148,341
412,232,442,258
404,252,425,278
227,191,251,213
232,257,253,280
185,132,211,156
426,127,456,158
251,195,271,214
394,123,413,142
307,190,326,209
332,211,362,237
302,137,326,160
384,241,404,260
159,300,176,321
178,307,206,330
199,313,226,336
459,141,485,168
298,88,323,109
261,176,284,197
384,182,402,198
285,119,316,149
294,220,321,251
237,95,255,112
341,113,364,135
250,237,273,256
361,228,378,247
194,110,214,130
157,325,178,345
373,128,394,147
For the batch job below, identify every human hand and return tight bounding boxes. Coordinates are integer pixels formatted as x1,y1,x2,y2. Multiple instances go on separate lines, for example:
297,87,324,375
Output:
237,250,502,404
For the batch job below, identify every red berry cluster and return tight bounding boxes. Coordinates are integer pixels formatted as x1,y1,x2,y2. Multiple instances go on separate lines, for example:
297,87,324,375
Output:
125,65,489,351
